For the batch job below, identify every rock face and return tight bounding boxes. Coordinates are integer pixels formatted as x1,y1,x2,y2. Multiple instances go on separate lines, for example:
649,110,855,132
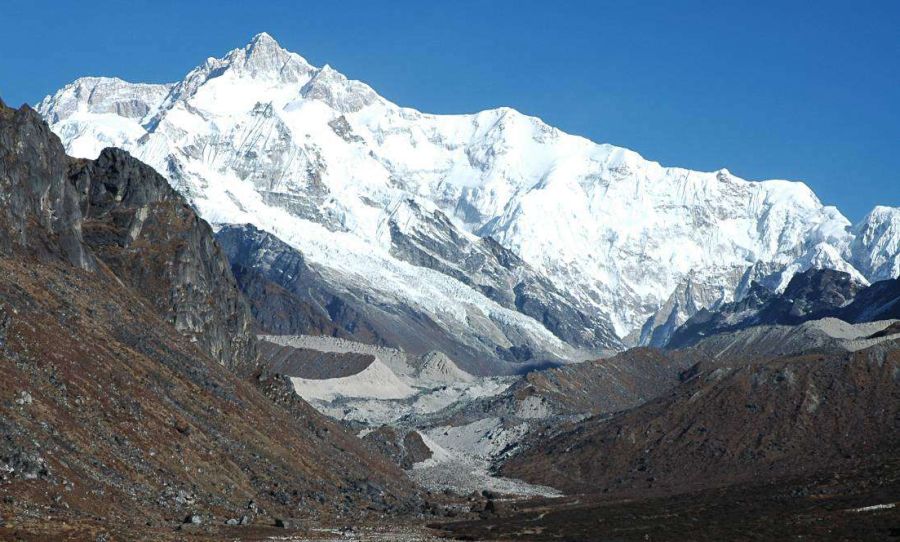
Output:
1,102,255,370
37,32,900,364
71,148,257,371
0,103,92,269
667,268,865,349
0,100,420,535
216,223,377,341
667,268,900,349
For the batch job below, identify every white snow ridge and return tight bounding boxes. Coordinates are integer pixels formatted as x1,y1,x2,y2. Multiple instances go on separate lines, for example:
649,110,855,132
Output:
38,32,900,361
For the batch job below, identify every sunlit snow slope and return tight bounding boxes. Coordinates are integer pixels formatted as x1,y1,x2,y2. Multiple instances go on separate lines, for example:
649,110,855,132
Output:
38,32,899,360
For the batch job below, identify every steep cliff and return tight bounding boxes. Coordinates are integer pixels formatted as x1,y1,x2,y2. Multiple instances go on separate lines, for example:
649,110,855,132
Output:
0,100,421,537
1,100,256,370
70,147,257,371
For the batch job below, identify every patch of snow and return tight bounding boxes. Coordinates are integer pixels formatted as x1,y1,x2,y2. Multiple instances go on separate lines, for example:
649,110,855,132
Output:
848,503,896,513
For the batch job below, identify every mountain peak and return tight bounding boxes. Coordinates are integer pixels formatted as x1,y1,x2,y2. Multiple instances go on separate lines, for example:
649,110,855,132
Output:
318,63,339,76
298,63,381,113
868,205,900,219
245,31,287,59
223,31,313,82
38,35,896,350
851,204,900,281
249,31,278,46
35,76,173,123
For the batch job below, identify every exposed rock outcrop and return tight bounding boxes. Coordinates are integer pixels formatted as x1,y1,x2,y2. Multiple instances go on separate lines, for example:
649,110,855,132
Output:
363,427,434,470
216,223,386,343
0,100,421,536
0,103,92,269
387,198,621,352
70,148,257,371
1,101,255,370
668,268,864,348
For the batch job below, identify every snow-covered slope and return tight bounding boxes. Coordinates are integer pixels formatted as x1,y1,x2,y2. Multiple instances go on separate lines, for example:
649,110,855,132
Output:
37,77,173,159
38,32,900,356
850,206,900,281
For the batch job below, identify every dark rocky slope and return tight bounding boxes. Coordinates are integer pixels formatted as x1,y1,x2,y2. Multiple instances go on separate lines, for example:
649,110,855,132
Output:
423,347,703,437
258,339,375,379
0,101,421,538
447,340,900,540
216,223,373,342
837,275,900,322
72,148,257,372
668,268,868,349
514,347,702,416
502,344,900,497
0,257,420,538
0,100,255,370
438,458,900,541
439,326,900,540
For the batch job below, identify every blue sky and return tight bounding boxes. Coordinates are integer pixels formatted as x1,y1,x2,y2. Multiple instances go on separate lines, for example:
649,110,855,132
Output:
1,0,897,220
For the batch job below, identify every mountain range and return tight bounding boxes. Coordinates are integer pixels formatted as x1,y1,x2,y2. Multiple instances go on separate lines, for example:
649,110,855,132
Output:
3,30,900,541
36,32,900,371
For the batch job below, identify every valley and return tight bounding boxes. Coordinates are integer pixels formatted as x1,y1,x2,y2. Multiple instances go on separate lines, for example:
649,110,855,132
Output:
1,26,898,542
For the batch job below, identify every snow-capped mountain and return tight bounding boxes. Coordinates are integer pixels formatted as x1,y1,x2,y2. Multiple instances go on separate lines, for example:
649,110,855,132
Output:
37,32,900,361
38,77,173,159
850,206,900,282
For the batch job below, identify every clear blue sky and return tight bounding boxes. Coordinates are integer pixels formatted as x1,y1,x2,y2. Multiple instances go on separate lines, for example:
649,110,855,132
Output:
1,0,897,220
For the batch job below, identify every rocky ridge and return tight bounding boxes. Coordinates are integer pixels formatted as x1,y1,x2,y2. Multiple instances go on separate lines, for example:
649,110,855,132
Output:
0,99,424,538
668,268,899,348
